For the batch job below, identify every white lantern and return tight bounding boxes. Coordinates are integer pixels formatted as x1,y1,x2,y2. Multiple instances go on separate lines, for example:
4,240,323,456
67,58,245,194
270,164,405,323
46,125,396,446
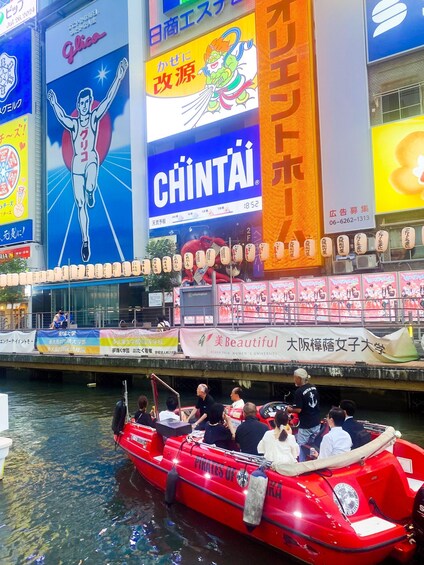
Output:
320,237,333,258
131,260,141,276
122,261,131,276
19,272,27,285
401,226,415,250
112,262,122,277
39,271,47,284
152,257,162,274
232,244,243,263
244,243,256,262
47,269,55,282
70,265,79,280
195,250,206,268
172,254,182,272
94,263,104,278
103,263,112,278
259,242,270,262
0,274,6,287
304,238,316,258
375,230,389,253
7,273,19,286
206,248,216,267
162,256,172,273
85,264,95,278
354,233,367,255
77,265,86,279
220,246,231,265
184,252,194,270
141,259,151,275
337,235,350,256
33,272,41,284
289,240,300,259
54,267,62,282
274,241,284,260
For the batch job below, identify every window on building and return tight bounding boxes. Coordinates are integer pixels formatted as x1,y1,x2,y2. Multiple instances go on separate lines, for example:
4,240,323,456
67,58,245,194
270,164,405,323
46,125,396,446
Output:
381,85,422,123
381,226,424,262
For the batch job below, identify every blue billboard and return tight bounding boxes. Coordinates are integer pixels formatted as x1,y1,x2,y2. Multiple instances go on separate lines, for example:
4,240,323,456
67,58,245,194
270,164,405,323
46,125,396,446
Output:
0,27,32,124
366,0,424,62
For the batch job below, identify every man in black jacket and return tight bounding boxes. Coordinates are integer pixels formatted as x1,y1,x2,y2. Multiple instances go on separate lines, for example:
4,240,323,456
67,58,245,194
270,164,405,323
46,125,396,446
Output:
340,399,371,449
235,402,268,455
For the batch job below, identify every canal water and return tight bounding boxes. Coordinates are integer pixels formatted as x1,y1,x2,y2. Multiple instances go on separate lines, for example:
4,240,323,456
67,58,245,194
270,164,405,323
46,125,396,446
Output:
1,378,423,565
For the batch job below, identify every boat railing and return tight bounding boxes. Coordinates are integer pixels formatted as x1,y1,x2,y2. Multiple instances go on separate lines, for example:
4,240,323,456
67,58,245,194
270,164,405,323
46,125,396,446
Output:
149,372,184,422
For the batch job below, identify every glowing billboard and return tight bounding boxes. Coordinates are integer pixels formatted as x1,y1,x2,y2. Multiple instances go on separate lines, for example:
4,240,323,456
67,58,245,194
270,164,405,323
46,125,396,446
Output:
145,12,257,142
0,0,36,37
372,116,424,213
256,0,322,270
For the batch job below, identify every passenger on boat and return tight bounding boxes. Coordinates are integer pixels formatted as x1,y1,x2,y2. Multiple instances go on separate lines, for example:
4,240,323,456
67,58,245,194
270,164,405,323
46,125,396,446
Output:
234,402,268,455
286,368,321,461
158,396,180,422
204,403,236,449
257,410,299,464
340,399,371,449
188,384,215,431
316,407,352,459
230,387,245,409
134,395,156,428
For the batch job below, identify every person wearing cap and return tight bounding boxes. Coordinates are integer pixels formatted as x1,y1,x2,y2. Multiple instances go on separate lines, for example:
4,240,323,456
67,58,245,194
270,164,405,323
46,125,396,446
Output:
287,368,321,461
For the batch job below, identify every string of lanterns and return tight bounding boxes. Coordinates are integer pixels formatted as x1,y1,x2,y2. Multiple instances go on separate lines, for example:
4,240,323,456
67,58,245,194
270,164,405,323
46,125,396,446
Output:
0,228,419,288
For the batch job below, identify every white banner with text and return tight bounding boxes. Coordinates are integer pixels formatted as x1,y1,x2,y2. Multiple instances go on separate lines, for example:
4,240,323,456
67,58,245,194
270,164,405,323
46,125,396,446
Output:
0,331,36,353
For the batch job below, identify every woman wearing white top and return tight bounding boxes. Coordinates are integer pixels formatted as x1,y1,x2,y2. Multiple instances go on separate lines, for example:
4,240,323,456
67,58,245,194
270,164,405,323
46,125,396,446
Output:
257,410,299,464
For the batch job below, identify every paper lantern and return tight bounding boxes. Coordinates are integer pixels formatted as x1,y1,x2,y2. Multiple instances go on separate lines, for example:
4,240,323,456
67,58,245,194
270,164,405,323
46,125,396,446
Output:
244,243,255,262
61,266,69,280
184,252,194,270
7,273,19,286
122,261,131,276
103,263,112,278
141,259,151,275
232,244,243,263
337,235,350,256
162,256,172,273
206,248,216,267
289,240,300,259
131,260,141,276
172,254,182,272
19,272,27,285
401,227,415,250
320,237,333,258
39,271,47,283
112,262,122,277
85,264,95,278
70,265,78,280
54,267,62,282
94,263,104,278
220,246,231,265
354,233,367,255
304,238,316,258
152,257,162,274
195,250,206,268
0,274,6,287
77,265,86,279
274,241,284,260
375,230,389,253
34,272,42,284
259,242,270,261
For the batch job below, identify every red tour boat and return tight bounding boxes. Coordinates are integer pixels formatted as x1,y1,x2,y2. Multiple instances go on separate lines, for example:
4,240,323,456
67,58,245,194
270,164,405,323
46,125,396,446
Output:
113,375,424,565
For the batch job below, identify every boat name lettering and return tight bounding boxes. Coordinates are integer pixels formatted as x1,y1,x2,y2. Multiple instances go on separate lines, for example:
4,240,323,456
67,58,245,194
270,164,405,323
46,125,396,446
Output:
267,480,282,499
194,456,236,481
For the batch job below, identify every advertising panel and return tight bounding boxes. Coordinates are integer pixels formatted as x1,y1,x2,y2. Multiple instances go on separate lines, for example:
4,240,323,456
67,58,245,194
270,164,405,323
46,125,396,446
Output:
0,244,30,261
145,13,257,142
173,287,181,325
0,27,32,124
46,0,132,267
0,330,35,353
297,277,328,323
99,328,179,356
372,116,424,214
0,0,36,37
362,272,397,322
328,274,362,323
0,115,29,232
148,0,255,57
217,282,242,324
269,279,297,325
399,270,424,321
366,0,424,62
36,329,100,355
242,281,269,324
256,0,322,270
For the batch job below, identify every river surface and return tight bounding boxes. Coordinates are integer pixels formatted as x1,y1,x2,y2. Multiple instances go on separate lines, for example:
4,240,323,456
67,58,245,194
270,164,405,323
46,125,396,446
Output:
0,378,423,565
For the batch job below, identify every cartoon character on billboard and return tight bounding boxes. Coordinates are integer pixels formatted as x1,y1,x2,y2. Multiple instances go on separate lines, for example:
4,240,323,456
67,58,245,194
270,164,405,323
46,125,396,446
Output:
47,58,128,262
390,131,424,199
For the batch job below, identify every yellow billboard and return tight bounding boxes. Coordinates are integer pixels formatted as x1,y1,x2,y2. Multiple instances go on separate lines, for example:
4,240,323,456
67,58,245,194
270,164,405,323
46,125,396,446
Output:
256,0,322,270
145,13,257,142
0,115,29,226
373,116,424,213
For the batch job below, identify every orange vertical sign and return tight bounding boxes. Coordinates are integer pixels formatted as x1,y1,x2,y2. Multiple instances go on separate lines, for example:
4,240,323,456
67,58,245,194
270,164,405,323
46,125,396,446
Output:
256,0,322,270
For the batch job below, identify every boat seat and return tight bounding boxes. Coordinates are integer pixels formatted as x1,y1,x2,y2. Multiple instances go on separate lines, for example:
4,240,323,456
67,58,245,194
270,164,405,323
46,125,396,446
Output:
156,419,192,438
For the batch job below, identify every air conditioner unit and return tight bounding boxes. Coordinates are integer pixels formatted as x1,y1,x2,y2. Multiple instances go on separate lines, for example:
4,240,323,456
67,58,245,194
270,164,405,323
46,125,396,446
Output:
333,260,354,274
356,254,378,270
